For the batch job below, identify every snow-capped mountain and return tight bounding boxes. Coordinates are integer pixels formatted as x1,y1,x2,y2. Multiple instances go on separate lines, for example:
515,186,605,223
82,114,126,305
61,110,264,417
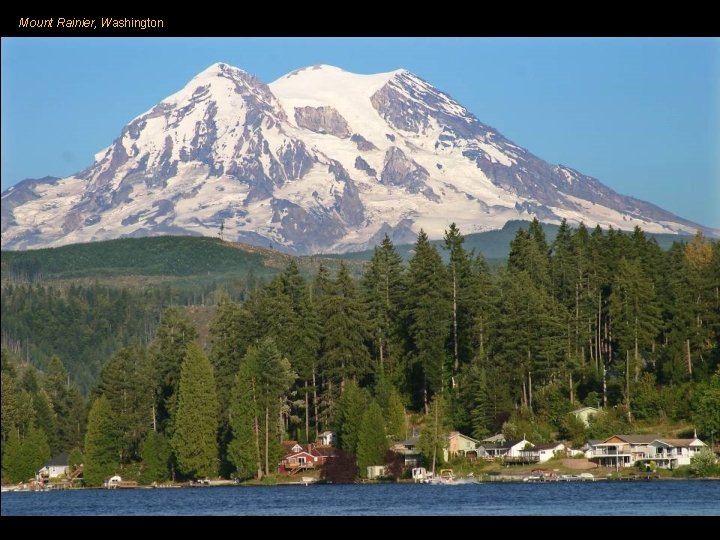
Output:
2,63,713,253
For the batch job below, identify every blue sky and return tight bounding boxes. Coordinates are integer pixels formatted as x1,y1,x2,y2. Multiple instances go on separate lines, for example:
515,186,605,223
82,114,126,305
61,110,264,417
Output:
2,37,719,227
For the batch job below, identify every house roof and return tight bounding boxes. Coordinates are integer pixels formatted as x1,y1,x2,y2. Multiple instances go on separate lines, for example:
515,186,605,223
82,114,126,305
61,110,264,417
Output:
611,434,661,445
449,431,483,444
399,436,419,447
533,443,564,451
43,452,68,467
319,431,334,437
654,438,703,448
482,434,506,443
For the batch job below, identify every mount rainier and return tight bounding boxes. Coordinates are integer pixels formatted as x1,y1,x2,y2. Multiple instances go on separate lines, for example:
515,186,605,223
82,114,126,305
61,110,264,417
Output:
2,63,713,253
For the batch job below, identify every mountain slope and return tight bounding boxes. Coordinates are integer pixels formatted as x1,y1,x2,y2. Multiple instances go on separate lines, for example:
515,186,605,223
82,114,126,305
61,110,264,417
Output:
2,63,714,253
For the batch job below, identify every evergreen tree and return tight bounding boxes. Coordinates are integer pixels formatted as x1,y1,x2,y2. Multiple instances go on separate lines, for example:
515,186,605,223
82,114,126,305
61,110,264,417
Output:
695,370,720,439
418,394,451,473
404,230,452,408
150,307,198,433
321,263,371,386
228,355,262,480
385,389,407,443
362,235,405,376
334,380,369,454
356,401,389,477
610,257,662,418
171,342,219,479
227,338,294,478
84,395,120,486
470,367,494,439
24,425,51,477
140,431,171,484
2,429,26,483
443,223,473,376
209,295,248,413
253,337,296,476
95,342,153,463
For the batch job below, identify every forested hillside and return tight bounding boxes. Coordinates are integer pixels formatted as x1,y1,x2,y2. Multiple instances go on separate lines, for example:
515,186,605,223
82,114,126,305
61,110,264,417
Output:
2,220,718,485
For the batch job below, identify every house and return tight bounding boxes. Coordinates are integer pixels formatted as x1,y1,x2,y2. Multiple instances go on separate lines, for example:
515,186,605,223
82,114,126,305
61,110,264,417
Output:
392,436,422,467
570,406,599,427
482,433,507,445
366,465,386,480
278,441,336,474
483,438,534,461
317,431,336,447
518,443,566,463
587,434,660,468
637,438,707,469
37,452,69,481
443,432,484,461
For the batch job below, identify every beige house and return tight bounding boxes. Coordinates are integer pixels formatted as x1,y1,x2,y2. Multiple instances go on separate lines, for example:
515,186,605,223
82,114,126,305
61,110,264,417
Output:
443,431,483,461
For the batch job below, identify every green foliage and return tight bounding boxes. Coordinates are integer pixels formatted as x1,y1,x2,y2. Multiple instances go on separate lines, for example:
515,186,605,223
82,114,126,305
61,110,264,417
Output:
95,342,153,463
23,425,51,476
586,409,631,440
356,401,389,477
404,230,452,404
694,371,720,438
2,430,27,483
151,307,199,433
140,431,171,484
559,414,589,447
171,342,219,479
84,396,120,486
318,263,371,384
1,236,267,279
227,338,295,479
334,380,369,454
690,447,720,477
68,447,84,470
418,394,451,470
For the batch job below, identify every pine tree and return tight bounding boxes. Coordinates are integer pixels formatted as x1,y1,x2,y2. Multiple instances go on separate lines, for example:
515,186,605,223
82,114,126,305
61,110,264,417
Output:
228,355,262,480
150,307,198,434
356,401,389,477
610,257,662,418
209,295,248,413
385,389,407,443
171,342,219,479
253,337,295,477
95,342,153,463
443,223,473,376
362,235,405,375
227,338,295,479
418,394,451,473
21,425,51,480
334,380,369,454
140,431,171,484
84,395,120,486
321,263,371,386
404,230,452,408
2,429,26,483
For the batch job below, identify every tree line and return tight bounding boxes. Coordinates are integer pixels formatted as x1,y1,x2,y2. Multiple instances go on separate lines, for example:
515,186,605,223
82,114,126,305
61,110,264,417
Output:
2,220,719,484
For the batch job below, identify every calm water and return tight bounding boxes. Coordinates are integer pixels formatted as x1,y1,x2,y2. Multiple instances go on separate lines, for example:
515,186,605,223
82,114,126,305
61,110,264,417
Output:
2,481,719,516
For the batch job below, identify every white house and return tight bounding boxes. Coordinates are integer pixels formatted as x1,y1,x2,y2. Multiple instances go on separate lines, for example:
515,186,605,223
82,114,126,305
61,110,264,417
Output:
570,406,599,427
638,438,707,469
518,443,566,463
366,465,386,480
317,431,336,447
587,434,707,469
37,452,69,480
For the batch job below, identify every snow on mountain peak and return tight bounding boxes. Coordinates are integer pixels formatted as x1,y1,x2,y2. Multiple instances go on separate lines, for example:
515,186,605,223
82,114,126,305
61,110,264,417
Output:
1,63,712,253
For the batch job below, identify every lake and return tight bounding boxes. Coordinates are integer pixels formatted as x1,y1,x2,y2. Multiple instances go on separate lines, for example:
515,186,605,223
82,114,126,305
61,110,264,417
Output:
2,481,719,516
